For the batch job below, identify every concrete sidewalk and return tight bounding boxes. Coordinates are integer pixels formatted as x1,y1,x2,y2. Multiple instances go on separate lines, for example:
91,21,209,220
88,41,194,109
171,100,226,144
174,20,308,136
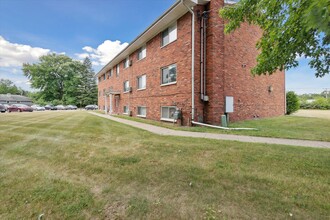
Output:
89,112,330,149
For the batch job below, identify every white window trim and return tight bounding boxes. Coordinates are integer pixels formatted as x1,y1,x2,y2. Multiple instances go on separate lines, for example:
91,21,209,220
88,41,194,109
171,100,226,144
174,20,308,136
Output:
124,57,130,69
137,45,147,61
137,106,147,118
123,80,130,93
161,22,177,48
161,64,177,86
160,106,176,122
160,82,176,87
137,74,147,90
116,64,120,76
123,106,129,114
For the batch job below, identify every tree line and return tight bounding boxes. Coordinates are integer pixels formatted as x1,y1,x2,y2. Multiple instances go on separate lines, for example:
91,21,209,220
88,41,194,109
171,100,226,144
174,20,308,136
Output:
22,54,97,107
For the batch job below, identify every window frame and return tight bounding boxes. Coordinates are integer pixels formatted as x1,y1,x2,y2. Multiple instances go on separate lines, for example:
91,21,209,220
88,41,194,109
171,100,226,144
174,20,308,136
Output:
123,57,129,69
137,74,146,90
137,106,147,117
116,64,120,77
161,64,177,86
137,45,147,60
161,22,177,47
123,105,129,114
161,106,176,122
123,80,130,93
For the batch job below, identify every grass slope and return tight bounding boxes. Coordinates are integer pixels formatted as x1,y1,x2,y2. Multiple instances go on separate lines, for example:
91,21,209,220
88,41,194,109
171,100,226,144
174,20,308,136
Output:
0,111,329,219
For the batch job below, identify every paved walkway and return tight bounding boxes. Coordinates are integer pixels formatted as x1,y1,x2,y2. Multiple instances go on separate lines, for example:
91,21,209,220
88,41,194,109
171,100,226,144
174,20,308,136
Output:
89,112,330,149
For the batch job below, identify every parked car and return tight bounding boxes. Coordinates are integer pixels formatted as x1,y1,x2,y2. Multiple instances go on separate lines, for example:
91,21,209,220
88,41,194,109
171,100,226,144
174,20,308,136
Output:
66,105,77,110
7,104,33,112
45,105,57,110
56,105,66,110
31,104,45,111
0,104,6,113
3,104,10,110
85,105,98,110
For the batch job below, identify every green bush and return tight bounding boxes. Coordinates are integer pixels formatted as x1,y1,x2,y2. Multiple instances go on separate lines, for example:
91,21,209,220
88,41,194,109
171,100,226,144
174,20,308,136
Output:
286,91,300,114
299,97,330,110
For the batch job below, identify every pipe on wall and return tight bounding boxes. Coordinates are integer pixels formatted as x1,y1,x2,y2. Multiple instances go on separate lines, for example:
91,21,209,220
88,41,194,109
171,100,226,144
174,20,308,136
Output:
182,0,195,122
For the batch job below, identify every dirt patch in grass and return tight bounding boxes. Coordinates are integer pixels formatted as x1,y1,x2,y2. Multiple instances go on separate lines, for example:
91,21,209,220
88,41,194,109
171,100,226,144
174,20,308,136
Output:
292,109,330,119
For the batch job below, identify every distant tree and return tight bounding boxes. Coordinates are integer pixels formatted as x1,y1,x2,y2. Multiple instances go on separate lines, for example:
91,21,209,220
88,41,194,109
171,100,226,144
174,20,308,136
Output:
286,91,300,114
77,57,98,107
0,78,25,95
22,53,84,105
219,0,330,77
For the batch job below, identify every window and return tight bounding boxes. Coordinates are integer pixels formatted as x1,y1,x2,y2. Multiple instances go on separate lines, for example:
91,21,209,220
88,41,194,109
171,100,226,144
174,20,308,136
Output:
137,45,146,60
123,106,129,114
109,69,113,77
123,80,130,92
103,74,106,80
161,106,176,121
137,75,146,90
161,64,177,85
116,64,120,77
137,106,146,117
123,57,129,68
161,22,177,47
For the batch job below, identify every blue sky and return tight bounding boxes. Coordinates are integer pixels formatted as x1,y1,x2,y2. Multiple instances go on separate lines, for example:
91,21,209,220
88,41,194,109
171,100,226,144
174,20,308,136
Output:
0,0,329,94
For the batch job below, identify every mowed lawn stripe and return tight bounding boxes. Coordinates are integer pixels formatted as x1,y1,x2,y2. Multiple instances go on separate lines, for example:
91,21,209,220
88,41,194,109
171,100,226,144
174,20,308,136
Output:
0,111,329,219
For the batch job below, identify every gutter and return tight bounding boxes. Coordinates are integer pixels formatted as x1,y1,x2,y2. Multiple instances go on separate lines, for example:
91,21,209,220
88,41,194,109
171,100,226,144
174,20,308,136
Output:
183,0,256,131
182,0,195,122
96,0,183,77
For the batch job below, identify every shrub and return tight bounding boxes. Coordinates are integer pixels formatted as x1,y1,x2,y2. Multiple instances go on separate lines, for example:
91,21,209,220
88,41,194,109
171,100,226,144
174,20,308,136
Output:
286,91,300,114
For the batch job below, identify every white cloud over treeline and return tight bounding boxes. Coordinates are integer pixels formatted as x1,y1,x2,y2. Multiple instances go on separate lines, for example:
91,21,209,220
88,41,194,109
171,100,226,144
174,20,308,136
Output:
75,40,128,66
0,36,50,67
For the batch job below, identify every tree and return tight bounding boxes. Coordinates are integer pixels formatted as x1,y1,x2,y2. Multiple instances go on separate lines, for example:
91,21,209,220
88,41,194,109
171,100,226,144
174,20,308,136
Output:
286,91,300,114
77,57,98,107
219,0,330,77
22,53,84,105
0,78,25,95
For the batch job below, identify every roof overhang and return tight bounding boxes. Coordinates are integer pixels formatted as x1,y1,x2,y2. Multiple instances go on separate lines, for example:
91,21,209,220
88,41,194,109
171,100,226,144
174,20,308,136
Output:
96,0,210,77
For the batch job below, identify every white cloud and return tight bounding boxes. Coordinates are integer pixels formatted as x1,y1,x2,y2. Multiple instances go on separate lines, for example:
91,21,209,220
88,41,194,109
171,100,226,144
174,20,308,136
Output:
75,40,129,66
0,36,50,67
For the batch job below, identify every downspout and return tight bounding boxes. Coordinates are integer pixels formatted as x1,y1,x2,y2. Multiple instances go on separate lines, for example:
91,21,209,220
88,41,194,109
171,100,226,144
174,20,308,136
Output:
182,0,195,122
183,0,256,131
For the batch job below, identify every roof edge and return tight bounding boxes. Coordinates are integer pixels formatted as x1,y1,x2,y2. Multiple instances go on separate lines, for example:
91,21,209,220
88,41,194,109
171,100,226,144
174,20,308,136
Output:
96,0,202,77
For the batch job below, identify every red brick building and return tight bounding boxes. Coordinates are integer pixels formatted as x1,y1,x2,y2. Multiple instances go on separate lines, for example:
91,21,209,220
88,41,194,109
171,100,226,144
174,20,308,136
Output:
97,0,285,126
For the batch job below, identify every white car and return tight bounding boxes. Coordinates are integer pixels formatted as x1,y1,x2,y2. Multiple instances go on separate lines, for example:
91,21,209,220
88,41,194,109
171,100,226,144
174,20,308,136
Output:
31,104,45,111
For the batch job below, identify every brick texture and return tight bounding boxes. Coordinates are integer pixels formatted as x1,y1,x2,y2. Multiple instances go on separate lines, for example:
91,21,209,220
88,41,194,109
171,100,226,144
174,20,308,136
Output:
98,0,285,126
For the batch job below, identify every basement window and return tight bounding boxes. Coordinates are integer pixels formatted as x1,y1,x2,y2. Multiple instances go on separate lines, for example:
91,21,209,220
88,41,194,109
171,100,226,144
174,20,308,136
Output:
161,22,177,47
161,106,176,121
137,106,147,117
123,106,129,114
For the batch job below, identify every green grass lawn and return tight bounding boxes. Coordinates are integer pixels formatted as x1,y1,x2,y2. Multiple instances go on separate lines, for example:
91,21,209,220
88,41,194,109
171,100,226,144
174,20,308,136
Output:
0,111,329,219
116,114,330,141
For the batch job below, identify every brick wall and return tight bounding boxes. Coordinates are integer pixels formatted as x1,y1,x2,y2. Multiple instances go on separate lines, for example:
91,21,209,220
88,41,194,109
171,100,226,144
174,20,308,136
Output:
98,0,285,125
98,13,193,125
